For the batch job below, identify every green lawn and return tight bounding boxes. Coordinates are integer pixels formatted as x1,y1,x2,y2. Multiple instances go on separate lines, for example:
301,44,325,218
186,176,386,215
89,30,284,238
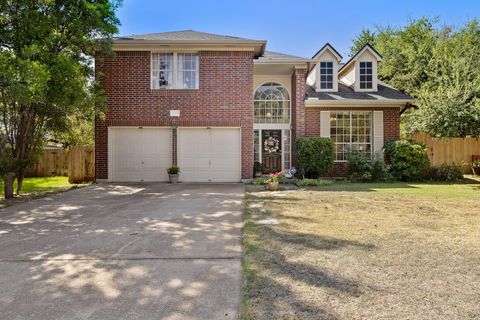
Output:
309,178,480,198
243,179,480,319
1,176,86,198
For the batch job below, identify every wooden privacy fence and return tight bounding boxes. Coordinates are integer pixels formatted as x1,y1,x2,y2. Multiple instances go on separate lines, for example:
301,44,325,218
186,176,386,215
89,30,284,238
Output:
410,133,480,173
68,146,95,183
24,148,68,177
25,146,95,183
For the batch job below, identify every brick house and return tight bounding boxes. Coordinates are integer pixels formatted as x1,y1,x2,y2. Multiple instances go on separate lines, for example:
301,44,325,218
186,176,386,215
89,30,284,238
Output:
95,30,412,182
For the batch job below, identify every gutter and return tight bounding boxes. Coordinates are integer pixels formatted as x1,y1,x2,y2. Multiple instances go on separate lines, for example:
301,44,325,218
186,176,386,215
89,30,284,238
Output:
305,98,413,106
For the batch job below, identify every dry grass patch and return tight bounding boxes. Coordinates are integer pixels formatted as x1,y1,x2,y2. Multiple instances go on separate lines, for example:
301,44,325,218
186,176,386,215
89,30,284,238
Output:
242,181,480,320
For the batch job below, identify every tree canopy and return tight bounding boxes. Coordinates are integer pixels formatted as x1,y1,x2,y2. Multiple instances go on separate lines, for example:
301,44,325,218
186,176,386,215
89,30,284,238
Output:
0,0,121,198
350,18,480,138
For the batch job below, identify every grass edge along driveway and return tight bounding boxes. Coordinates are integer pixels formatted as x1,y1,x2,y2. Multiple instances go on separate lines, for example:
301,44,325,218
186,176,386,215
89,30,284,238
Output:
1,176,88,206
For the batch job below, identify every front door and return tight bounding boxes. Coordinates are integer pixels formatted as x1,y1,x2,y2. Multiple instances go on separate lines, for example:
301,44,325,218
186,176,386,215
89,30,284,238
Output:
262,130,282,173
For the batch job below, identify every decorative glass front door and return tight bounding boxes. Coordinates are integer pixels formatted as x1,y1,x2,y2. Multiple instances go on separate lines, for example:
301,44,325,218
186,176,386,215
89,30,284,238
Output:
262,130,282,173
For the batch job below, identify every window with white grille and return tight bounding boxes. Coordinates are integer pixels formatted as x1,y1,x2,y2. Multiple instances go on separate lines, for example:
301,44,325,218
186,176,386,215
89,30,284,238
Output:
151,53,199,89
330,111,372,161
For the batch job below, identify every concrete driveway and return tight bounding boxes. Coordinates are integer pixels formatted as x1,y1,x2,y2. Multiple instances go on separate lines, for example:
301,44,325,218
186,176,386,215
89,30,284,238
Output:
0,183,245,320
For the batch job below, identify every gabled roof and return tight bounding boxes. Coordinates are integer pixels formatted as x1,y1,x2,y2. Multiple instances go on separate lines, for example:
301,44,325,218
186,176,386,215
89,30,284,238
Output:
305,82,412,105
116,30,262,42
256,51,311,62
312,43,343,61
338,43,382,75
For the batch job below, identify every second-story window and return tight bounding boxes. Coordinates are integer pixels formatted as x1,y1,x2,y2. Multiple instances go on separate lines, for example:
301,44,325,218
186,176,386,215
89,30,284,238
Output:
319,61,333,89
359,61,373,89
151,52,199,89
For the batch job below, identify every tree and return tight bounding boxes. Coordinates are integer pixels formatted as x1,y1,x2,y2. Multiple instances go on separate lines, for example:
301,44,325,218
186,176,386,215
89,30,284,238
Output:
349,28,377,57
0,0,121,198
350,18,480,138
50,115,95,147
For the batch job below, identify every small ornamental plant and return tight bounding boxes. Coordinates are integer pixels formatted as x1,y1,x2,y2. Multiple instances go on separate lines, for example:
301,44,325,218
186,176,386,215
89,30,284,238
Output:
167,166,180,174
264,171,283,191
472,160,480,175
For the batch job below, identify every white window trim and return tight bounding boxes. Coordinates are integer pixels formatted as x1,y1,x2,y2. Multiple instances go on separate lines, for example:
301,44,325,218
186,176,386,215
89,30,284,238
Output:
150,52,199,90
330,111,373,163
354,59,378,92
253,83,291,125
358,61,373,90
316,60,339,92
318,60,334,91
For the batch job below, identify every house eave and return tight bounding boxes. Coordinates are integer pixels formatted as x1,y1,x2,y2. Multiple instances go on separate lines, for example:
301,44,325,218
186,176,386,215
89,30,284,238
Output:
305,98,413,107
112,39,266,56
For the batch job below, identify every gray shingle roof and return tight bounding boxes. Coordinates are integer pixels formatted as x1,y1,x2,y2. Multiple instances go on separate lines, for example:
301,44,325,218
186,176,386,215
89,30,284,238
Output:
116,30,263,42
257,51,310,61
306,83,412,101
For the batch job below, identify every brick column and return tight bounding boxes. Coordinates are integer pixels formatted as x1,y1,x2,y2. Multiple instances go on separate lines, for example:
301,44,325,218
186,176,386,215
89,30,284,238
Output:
291,67,307,167
95,118,108,180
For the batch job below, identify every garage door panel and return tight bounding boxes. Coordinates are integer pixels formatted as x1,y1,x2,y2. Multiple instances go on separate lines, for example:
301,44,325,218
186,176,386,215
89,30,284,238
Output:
142,128,171,181
109,127,171,182
178,128,241,182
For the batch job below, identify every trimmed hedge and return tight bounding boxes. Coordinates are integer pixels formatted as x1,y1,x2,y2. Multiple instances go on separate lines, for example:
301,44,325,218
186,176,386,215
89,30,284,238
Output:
383,140,430,181
295,137,334,178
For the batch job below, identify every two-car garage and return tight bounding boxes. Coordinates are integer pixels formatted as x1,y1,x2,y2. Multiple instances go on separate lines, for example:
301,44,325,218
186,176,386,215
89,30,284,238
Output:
108,127,241,182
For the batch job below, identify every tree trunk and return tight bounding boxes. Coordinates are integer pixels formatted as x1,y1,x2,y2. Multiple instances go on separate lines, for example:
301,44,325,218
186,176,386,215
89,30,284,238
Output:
16,171,24,195
4,173,15,199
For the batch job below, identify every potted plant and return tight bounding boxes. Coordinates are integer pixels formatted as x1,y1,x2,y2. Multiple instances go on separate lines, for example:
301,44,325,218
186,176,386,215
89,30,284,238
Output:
253,161,263,177
472,160,480,175
264,171,283,191
167,166,180,183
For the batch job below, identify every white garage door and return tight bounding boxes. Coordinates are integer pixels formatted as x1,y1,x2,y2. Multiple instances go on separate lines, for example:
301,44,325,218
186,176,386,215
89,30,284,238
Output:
178,128,241,182
109,127,172,182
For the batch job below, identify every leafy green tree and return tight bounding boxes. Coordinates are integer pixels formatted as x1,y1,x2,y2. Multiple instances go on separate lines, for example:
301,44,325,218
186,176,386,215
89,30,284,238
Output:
50,115,95,147
349,28,377,57
351,18,480,138
0,0,121,198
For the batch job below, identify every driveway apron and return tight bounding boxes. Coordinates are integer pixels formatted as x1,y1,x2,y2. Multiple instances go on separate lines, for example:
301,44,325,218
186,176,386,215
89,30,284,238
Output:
0,183,245,320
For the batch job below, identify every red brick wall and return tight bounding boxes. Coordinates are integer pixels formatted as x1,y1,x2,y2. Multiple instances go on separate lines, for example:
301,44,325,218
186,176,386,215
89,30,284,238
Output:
291,68,307,167
95,50,254,180
304,106,401,177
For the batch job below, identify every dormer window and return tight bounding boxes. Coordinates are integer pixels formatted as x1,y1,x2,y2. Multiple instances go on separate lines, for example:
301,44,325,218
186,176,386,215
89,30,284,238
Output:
359,61,373,89
319,61,334,89
308,44,342,92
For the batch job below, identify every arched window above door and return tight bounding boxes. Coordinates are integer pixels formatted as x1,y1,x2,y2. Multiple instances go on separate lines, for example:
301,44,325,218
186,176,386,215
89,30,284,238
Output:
254,83,290,124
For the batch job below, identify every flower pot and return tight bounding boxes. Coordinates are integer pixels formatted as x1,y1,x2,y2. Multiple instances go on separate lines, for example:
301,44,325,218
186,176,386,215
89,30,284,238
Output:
267,182,278,191
473,166,480,176
169,174,179,184
255,171,262,178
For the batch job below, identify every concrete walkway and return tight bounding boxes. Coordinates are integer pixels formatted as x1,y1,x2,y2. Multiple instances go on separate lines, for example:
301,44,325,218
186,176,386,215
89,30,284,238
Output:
0,183,245,320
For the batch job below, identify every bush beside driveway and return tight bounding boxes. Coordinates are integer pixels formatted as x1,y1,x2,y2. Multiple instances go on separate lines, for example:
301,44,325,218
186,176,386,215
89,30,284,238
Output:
242,180,480,319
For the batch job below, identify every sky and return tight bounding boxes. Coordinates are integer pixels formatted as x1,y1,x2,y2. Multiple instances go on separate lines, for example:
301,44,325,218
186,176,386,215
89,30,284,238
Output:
117,0,480,59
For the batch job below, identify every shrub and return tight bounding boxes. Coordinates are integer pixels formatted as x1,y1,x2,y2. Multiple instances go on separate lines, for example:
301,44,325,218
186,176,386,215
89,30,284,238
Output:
295,137,334,178
383,140,430,181
346,150,389,182
425,164,464,182
294,178,335,187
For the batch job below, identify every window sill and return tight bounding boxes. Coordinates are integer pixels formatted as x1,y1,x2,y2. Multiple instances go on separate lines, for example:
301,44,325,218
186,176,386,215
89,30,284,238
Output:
150,88,199,96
